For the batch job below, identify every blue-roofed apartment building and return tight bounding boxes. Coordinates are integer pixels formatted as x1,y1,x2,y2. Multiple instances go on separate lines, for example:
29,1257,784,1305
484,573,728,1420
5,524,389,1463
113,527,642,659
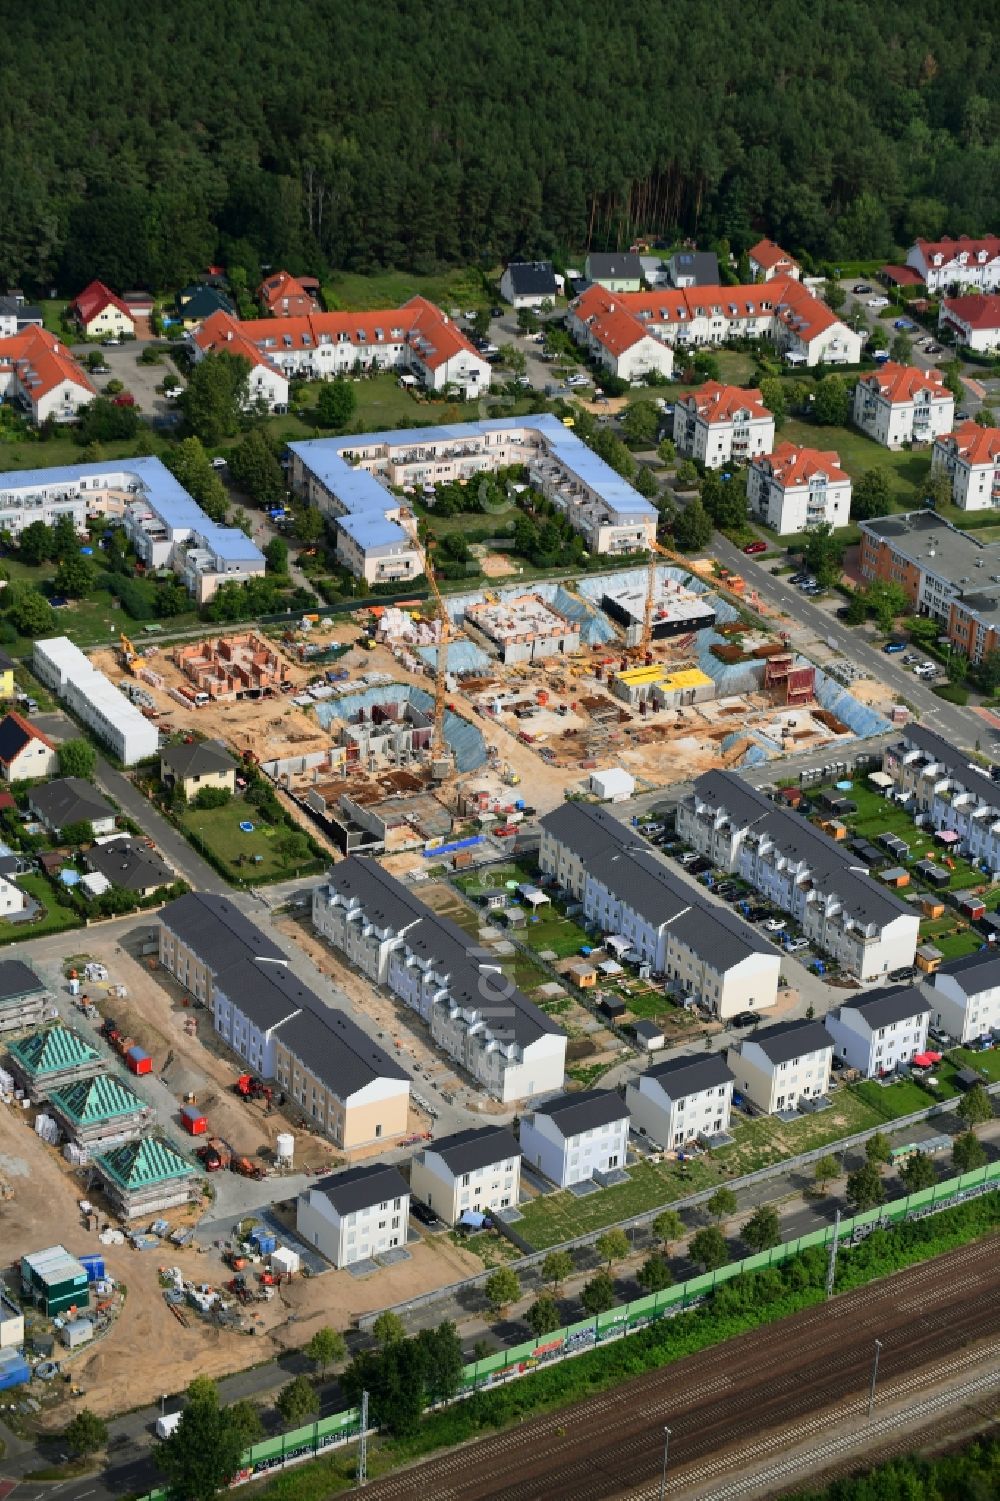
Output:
288,414,657,583
0,458,264,603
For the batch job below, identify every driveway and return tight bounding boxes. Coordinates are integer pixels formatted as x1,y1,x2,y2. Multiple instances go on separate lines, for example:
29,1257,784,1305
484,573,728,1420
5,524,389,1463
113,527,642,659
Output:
70,339,184,421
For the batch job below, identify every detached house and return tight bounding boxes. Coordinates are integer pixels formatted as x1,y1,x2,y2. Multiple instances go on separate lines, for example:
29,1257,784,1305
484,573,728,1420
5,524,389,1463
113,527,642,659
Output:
747,442,851,534
931,421,1000,511
519,1089,629,1188
409,1125,521,1226
0,326,95,425
747,239,801,283
69,281,135,339
159,740,237,801
584,253,644,292
728,1018,833,1115
672,381,775,469
297,1163,410,1268
28,778,116,839
905,236,1000,294
0,711,57,782
852,364,954,449
257,270,320,318
500,261,558,309
825,986,931,1078
938,294,1000,354
626,1052,734,1149
930,948,1000,1045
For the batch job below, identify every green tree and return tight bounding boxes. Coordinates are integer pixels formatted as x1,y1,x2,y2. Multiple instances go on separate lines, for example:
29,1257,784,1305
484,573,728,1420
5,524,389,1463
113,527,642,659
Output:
580,1271,616,1316
305,1325,346,1378
64,1408,108,1456
6,590,56,636
975,649,1000,696
415,1322,464,1406
899,1151,937,1193
634,465,659,499
657,437,676,463
165,437,230,522
636,1253,673,1294
706,1187,737,1222
926,468,954,509
823,280,846,312
622,400,659,445
317,379,357,428
673,496,713,551
846,1161,886,1212
525,1294,561,1337
293,507,325,545
372,1310,407,1346
689,1226,728,1270
541,1250,574,1292
276,1375,318,1427
595,1228,629,1270
758,378,786,428
156,1379,248,1501
852,469,892,522
264,536,288,574
844,590,868,625
866,1131,892,1167
193,786,232,809
957,1083,992,1127
18,519,54,565
675,459,699,488
484,1265,521,1317
890,331,913,363
952,1130,987,1173
58,739,97,780
813,1154,840,1191
51,513,80,560
741,1203,781,1251
53,554,95,598
802,522,845,587
865,579,909,632
975,405,997,427
156,581,190,618
652,1209,684,1251
812,375,850,427
60,819,96,847
181,352,251,444
499,344,527,376
228,428,285,507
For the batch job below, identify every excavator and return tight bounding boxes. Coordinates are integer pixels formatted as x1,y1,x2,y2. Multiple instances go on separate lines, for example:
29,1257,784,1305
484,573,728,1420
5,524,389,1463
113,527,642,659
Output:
119,633,147,673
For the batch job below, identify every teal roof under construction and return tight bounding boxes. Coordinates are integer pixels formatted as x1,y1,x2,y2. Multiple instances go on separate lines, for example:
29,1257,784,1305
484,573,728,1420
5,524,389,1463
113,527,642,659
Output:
96,1136,196,1191
49,1073,145,1126
8,1025,101,1077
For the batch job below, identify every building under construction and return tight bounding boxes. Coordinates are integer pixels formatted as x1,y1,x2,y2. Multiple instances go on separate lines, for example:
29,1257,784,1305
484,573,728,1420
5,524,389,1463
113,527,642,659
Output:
173,632,289,701
601,576,716,641
764,655,817,705
465,593,580,664
340,697,433,771
609,664,716,710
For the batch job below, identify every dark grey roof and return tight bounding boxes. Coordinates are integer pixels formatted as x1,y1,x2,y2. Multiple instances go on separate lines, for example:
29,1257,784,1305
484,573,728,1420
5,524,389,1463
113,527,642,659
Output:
428,1125,520,1175
0,713,44,767
668,251,720,286
835,985,930,1030
540,800,635,861
313,1162,410,1216
737,1017,832,1065
85,839,173,892
277,1000,409,1096
211,956,305,1031
327,855,425,932
934,947,998,991
633,1019,664,1041
160,891,285,971
29,777,114,831
645,1052,733,1098
586,253,643,279
0,960,44,1003
530,1087,627,1136
897,725,998,801
177,285,234,319
160,740,237,779
505,261,557,296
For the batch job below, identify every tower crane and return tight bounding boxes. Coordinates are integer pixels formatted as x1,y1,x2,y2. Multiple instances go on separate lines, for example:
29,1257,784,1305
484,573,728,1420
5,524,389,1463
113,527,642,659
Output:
420,536,454,778
639,537,753,653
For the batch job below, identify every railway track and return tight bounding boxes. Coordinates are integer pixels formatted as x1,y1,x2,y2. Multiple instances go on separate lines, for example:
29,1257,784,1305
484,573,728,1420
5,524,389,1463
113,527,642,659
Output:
357,1235,1000,1500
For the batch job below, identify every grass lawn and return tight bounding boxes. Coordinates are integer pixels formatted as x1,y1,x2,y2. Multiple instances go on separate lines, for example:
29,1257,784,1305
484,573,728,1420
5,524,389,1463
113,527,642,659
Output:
713,350,758,386
178,798,314,883
715,1087,884,1178
779,417,931,505
40,299,71,336
0,875,84,943
322,267,489,314
853,1077,940,1119
516,1155,721,1249
0,433,165,477
952,1047,1000,1082
819,783,987,896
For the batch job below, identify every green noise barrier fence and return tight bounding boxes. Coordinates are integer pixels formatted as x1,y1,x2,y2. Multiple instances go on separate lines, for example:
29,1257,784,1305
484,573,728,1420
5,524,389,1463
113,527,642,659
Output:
135,1160,1000,1499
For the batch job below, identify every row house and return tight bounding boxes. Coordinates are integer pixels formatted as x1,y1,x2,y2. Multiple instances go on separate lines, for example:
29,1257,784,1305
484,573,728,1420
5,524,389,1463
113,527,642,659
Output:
626,1053,734,1149
852,364,954,449
677,772,920,981
905,236,1000,294
728,1018,833,1114
825,987,930,1078
747,239,802,283
931,421,1000,511
311,856,566,1102
409,1125,521,1226
746,443,851,534
539,801,780,1020
884,723,1000,876
930,949,1000,1045
938,294,1000,354
671,382,775,469
519,1089,629,1188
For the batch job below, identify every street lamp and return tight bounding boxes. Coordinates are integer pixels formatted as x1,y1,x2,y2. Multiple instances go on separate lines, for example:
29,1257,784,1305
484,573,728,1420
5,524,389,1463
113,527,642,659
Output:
867,1339,882,1422
659,1425,671,1500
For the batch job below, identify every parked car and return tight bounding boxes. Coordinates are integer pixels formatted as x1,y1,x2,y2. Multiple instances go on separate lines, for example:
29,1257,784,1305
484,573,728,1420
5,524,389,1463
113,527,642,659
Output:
883,641,905,654
867,295,890,308
888,967,916,983
743,539,767,555
687,858,712,875
853,283,873,294
210,457,227,469
730,1012,758,1028
763,918,786,933
566,374,591,388
410,1201,443,1229
785,937,809,952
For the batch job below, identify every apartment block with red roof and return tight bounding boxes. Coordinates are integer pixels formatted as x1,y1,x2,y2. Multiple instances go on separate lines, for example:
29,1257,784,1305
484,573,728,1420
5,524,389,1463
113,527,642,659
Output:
905,235,1000,294
746,443,852,534
672,381,775,469
851,363,954,449
68,280,135,339
257,270,320,318
938,294,1000,354
747,239,801,283
931,420,1000,510
0,326,95,425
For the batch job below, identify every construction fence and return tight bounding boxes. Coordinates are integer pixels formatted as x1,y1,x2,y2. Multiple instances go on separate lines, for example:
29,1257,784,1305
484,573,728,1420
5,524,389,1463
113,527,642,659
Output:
132,1160,999,1501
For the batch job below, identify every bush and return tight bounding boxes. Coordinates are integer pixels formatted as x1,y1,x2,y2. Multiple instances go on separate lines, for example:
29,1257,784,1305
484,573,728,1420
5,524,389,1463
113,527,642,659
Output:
933,683,969,706
193,786,232,810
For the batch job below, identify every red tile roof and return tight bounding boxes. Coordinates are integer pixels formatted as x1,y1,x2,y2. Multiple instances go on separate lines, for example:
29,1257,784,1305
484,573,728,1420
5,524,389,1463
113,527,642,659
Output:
857,363,950,404
756,441,848,487
881,264,924,287
748,238,799,273
679,380,771,423
940,294,1000,332
257,270,318,317
915,235,1000,266
936,420,1000,468
70,279,133,326
0,326,94,404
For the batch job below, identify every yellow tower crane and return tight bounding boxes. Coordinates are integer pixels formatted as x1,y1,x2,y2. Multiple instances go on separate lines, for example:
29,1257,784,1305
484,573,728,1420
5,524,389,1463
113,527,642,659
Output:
420,538,454,779
639,538,752,653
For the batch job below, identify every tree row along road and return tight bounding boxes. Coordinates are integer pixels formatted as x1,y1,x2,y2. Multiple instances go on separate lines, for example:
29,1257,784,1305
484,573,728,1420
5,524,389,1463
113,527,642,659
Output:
359,1235,1000,1500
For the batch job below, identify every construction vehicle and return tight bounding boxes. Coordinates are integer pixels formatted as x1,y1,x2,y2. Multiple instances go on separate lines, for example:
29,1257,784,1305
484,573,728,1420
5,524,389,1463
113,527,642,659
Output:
100,1017,136,1060
225,1275,253,1305
231,1156,266,1181
197,1137,232,1172
419,535,454,780
119,633,147,673
234,1073,274,1106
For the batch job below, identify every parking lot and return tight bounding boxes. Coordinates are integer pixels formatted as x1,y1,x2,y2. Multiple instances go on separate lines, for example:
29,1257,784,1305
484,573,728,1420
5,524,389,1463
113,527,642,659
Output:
69,339,184,420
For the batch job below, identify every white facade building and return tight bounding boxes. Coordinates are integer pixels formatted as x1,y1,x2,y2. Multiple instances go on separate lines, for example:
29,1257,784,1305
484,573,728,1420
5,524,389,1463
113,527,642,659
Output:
499,262,558,309
625,1053,733,1149
884,724,1000,877
518,1089,629,1188
747,239,801,283
0,327,95,425
852,364,954,449
824,987,931,1078
747,443,852,534
931,421,1000,511
296,1164,410,1268
930,950,1000,1045
938,294,1000,354
32,638,158,765
905,236,1000,294
408,1126,520,1226
678,772,921,982
728,1018,833,1114
672,381,775,469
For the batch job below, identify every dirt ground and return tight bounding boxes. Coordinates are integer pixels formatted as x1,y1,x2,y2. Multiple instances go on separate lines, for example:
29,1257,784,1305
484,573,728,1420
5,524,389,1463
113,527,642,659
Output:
851,677,898,710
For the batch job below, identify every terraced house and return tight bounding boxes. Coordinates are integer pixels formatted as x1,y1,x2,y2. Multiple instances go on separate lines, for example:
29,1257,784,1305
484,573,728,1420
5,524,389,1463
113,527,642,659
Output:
312,856,566,1102
884,724,1000,876
677,772,920,981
